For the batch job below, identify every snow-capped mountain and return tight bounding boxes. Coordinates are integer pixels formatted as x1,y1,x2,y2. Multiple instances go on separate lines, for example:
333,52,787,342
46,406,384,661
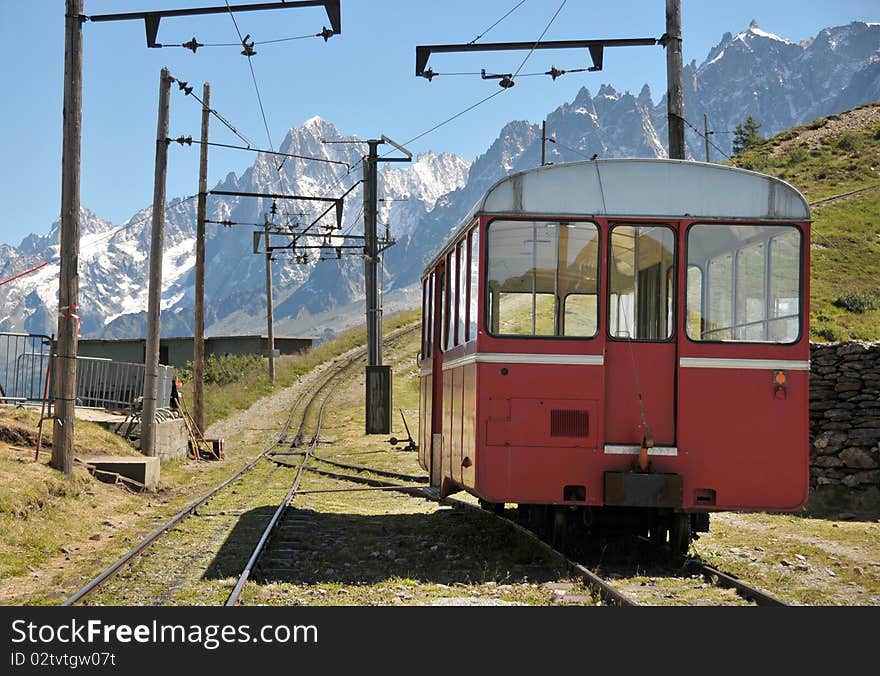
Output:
0,118,469,339
1,21,878,341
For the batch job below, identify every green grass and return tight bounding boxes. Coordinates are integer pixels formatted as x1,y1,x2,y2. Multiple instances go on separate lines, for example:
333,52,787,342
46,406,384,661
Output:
732,102,880,340
179,309,421,428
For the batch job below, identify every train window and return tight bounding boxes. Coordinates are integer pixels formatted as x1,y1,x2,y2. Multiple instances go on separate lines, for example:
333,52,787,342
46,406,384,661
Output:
687,224,801,343
486,220,598,338
421,278,428,358
608,225,675,340
445,251,456,350
468,229,480,341
457,241,467,346
423,273,434,358
686,266,703,339
438,266,446,352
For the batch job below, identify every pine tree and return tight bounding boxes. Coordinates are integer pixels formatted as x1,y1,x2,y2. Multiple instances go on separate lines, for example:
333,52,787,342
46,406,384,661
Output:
732,116,763,155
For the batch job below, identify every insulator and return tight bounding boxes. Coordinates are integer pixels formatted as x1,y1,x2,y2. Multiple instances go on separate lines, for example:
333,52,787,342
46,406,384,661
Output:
319,26,334,42
182,38,203,54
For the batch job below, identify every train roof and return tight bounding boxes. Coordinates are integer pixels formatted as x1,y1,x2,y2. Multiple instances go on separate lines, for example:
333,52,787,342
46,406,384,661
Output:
426,159,810,275
476,159,809,221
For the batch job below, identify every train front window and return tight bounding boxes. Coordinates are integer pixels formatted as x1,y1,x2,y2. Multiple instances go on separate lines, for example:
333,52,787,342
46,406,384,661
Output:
486,220,598,338
608,225,675,340
687,224,801,343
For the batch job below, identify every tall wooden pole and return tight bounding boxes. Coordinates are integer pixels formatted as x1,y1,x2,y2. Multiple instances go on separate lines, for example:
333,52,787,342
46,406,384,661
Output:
52,0,84,477
703,113,711,162
264,214,276,383
665,0,685,160
141,68,172,457
193,83,210,432
541,120,547,166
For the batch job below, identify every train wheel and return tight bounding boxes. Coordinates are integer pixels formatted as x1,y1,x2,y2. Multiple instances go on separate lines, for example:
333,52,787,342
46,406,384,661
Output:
550,507,568,553
669,514,691,558
479,499,505,516
649,521,668,547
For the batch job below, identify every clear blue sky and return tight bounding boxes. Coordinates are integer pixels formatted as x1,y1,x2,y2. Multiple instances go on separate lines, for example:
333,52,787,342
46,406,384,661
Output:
0,1,876,246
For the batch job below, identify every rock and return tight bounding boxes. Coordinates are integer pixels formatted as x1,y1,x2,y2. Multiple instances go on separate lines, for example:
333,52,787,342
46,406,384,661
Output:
89,534,101,541
840,447,878,469
849,428,880,442
813,456,844,468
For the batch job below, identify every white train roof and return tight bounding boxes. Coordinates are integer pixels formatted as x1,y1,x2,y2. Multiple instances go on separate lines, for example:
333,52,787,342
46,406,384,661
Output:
475,159,809,221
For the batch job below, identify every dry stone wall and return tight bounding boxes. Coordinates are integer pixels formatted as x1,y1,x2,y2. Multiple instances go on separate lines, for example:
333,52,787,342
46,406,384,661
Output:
810,341,880,512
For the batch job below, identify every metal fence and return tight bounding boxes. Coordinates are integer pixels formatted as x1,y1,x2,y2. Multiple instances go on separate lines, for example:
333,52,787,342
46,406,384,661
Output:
1,332,174,414
75,357,175,413
0,332,53,404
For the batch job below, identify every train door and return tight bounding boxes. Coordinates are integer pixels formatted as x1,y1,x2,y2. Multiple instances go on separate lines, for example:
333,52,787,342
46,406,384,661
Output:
604,224,677,449
429,263,446,486
676,222,810,510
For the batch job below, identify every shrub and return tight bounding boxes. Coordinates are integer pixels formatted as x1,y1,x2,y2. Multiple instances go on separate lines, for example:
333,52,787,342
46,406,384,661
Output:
177,353,265,385
833,291,880,314
812,323,841,342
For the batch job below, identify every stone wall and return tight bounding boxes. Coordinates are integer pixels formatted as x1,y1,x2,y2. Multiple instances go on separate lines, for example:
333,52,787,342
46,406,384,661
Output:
810,341,880,514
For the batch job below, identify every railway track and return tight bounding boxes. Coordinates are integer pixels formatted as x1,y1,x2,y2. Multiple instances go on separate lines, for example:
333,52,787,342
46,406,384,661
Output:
64,319,787,607
62,324,418,606
251,448,789,606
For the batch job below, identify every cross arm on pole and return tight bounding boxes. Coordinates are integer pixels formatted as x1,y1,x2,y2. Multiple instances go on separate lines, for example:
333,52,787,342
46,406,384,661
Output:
415,37,658,77
87,1,341,48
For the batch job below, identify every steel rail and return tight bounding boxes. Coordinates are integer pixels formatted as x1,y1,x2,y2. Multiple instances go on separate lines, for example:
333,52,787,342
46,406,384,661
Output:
439,496,638,607
62,321,420,606
224,334,373,605
271,449,427,483
687,560,788,606
267,459,638,607
60,339,374,606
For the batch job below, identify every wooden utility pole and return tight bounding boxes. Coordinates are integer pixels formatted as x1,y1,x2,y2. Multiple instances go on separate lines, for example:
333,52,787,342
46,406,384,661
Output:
193,82,210,432
665,0,685,160
541,120,548,166
264,213,276,383
52,0,84,477
141,68,172,458
703,113,711,162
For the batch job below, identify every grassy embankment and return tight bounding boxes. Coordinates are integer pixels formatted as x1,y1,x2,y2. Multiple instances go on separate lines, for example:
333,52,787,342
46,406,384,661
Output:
0,310,418,603
732,102,880,341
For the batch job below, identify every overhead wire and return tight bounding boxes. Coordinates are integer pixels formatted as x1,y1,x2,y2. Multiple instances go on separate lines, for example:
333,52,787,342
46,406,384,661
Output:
181,85,254,148
173,138,349,169
380,0,567,162
163,32,319,49
678,114,735,161
511,0,567,79
222,0,284,186
468,0,528,44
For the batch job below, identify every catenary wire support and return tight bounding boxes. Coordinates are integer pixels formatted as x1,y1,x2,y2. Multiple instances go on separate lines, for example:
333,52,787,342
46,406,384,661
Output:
416,37,659,83
85,1,341,49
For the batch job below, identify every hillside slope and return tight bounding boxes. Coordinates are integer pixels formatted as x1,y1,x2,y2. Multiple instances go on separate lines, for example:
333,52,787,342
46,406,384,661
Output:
733,102,880,341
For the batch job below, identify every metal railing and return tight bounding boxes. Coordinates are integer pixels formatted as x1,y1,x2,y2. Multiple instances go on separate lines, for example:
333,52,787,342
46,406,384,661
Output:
1,332,174,414
74,357,175,413
0,332,53,404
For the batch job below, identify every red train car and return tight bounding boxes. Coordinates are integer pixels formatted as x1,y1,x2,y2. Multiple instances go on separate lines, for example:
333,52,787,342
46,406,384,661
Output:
418,159,810,554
